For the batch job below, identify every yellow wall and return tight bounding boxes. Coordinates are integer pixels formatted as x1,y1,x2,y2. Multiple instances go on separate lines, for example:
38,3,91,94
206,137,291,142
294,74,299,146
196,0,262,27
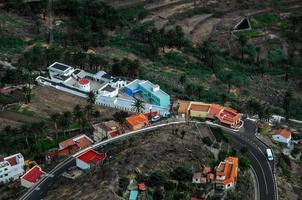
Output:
190,110,208,118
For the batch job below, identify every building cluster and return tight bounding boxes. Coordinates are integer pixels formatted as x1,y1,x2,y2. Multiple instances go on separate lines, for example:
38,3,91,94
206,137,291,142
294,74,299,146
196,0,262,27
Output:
36,62,170,116
0,153,45,188
175,100,242,128
191,157,239,199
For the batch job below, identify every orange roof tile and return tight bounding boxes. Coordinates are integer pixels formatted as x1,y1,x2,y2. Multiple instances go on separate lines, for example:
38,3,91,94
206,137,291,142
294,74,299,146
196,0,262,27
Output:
276,129,291,139
126,114,149,127
216,157,238,185
177,100,190,113
138,183,146,191
217,107,241,125
208,104,224,118
75,136,93,149
189,103,210,112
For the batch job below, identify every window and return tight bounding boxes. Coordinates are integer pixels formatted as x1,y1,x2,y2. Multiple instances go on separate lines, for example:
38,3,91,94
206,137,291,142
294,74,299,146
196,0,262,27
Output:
4,174,8,176
228,184,230,187
4,168,7,171
0,175,2,178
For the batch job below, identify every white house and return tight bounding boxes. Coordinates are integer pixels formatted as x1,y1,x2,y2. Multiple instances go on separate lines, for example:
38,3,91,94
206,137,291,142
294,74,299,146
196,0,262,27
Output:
272,129,292,146
76,150,107,170
0,153,24,184
21,166,45,188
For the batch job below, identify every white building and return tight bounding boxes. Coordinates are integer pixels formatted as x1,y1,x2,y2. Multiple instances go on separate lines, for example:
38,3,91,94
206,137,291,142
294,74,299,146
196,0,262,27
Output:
20,165,45,188
272,129,292,147
36,62,125,98
0,153,24,184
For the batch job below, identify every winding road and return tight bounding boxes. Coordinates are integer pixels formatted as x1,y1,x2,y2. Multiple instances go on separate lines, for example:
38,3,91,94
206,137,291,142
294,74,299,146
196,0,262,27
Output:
19,119,277,200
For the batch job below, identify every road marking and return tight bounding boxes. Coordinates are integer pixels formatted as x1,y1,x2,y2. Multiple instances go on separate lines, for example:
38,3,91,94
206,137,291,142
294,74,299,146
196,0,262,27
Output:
249,151,269,195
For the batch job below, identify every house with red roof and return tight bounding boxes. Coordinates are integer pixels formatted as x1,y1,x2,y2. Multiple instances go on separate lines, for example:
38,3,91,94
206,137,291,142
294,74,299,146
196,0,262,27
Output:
216,107,241,128
21,166,45,188
126,114,149,131
0,153,24,184
272,128,292,146
59,134,93,150
215,157,239,190
76,150,107,170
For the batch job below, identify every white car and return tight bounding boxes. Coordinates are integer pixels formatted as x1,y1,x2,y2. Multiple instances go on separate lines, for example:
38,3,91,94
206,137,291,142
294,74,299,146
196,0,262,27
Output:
151,115,161,122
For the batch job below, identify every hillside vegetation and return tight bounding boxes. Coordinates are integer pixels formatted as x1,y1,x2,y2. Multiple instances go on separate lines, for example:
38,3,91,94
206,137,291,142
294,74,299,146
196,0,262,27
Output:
0,0,301,121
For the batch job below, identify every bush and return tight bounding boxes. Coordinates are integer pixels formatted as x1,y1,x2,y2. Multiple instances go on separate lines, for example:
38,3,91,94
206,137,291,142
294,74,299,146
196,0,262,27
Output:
239,155,251,171
119,176,129,190
211,127,229,143
164,181,176,191
202,137,213,146
148,171,167,187
170,167,192,182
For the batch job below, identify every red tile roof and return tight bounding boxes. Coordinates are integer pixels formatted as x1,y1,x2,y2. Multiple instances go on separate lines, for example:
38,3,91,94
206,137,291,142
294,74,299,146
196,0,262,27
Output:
276,129,291,139
216,157,238,185
6,156,17,166
77,150,107,165
138,183,146,191
21,166,44,183
109,130,119,138
208,104,224,118
58,144,80,156
59,135,93,149
177,100,190,113
126,114,149,127
189,103,210,112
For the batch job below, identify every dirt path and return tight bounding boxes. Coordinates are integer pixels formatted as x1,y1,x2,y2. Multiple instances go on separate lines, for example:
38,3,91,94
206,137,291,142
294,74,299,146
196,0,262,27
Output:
191,17,221,44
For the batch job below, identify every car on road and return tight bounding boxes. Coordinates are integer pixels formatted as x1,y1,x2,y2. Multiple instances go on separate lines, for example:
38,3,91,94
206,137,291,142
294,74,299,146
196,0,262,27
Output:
266,149,274,161
151,115,161,122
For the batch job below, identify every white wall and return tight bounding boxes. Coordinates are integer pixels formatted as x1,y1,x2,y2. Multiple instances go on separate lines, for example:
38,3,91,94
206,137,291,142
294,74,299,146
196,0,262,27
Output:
272,135,290,144
76,158,90,170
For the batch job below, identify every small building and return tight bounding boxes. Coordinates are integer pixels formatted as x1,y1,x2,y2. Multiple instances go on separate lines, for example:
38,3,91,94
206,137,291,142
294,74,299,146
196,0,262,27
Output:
192,172,207,184
124,79,170,108
76,150,107,170
129,190,138,200
188,102,211,119
20,166,45,188
93,121,121,142
126,114,149,131
215,157,239,190
216,107,241,128
175,100,190,118
272,129,292,146
0,153,24,184
98,84,118,97
203,166,212,175
59,134,93,150
138,183,146,191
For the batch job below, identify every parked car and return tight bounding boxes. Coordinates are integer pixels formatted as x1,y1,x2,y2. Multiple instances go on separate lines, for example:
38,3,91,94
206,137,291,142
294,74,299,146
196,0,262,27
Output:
151,115,161,122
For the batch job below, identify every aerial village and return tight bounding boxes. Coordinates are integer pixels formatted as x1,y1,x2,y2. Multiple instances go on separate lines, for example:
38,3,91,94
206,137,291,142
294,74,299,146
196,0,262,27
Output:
0,61,301,200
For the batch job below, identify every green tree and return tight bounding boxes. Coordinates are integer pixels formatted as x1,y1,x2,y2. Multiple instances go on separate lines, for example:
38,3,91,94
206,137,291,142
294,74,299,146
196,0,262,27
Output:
73,104,84,126
170,167,193,181
238,35,247,61
51,112,60,139
59,111,72,135
131,98,145,113
283,90,293,120
239,155,251,171
225,73,233,93
87,91,96,105
148,171,166,187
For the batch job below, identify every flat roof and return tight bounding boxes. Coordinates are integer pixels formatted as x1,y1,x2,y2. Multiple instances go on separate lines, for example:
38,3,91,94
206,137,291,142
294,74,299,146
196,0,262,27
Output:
21,166,44,183
49,62,72,72
139,80,169,100
102,85,116,92
189,103,210,112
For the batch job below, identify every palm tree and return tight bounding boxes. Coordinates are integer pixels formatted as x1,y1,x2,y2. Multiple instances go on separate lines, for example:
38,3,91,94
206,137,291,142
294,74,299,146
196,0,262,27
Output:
283,90,293,120
22,86,32,104
87,91,96,105
238,35,247,61
59,111,72,135
51,113,60,139
21,123,31,148
132,98,145,113
85,104,93,120
226,73,233,93
73,104,83,124
256,46,261,64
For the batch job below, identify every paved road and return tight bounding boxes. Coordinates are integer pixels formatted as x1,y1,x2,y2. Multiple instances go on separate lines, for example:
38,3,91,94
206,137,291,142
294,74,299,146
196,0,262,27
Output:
20,119,277,200
226,120,276,200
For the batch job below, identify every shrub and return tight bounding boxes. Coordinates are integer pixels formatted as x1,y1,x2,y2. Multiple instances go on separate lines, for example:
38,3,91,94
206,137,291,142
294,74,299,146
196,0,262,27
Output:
119,176,129,190
202,137,213,146
239,155,251,171
148,171,167,187
170,167,192,182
